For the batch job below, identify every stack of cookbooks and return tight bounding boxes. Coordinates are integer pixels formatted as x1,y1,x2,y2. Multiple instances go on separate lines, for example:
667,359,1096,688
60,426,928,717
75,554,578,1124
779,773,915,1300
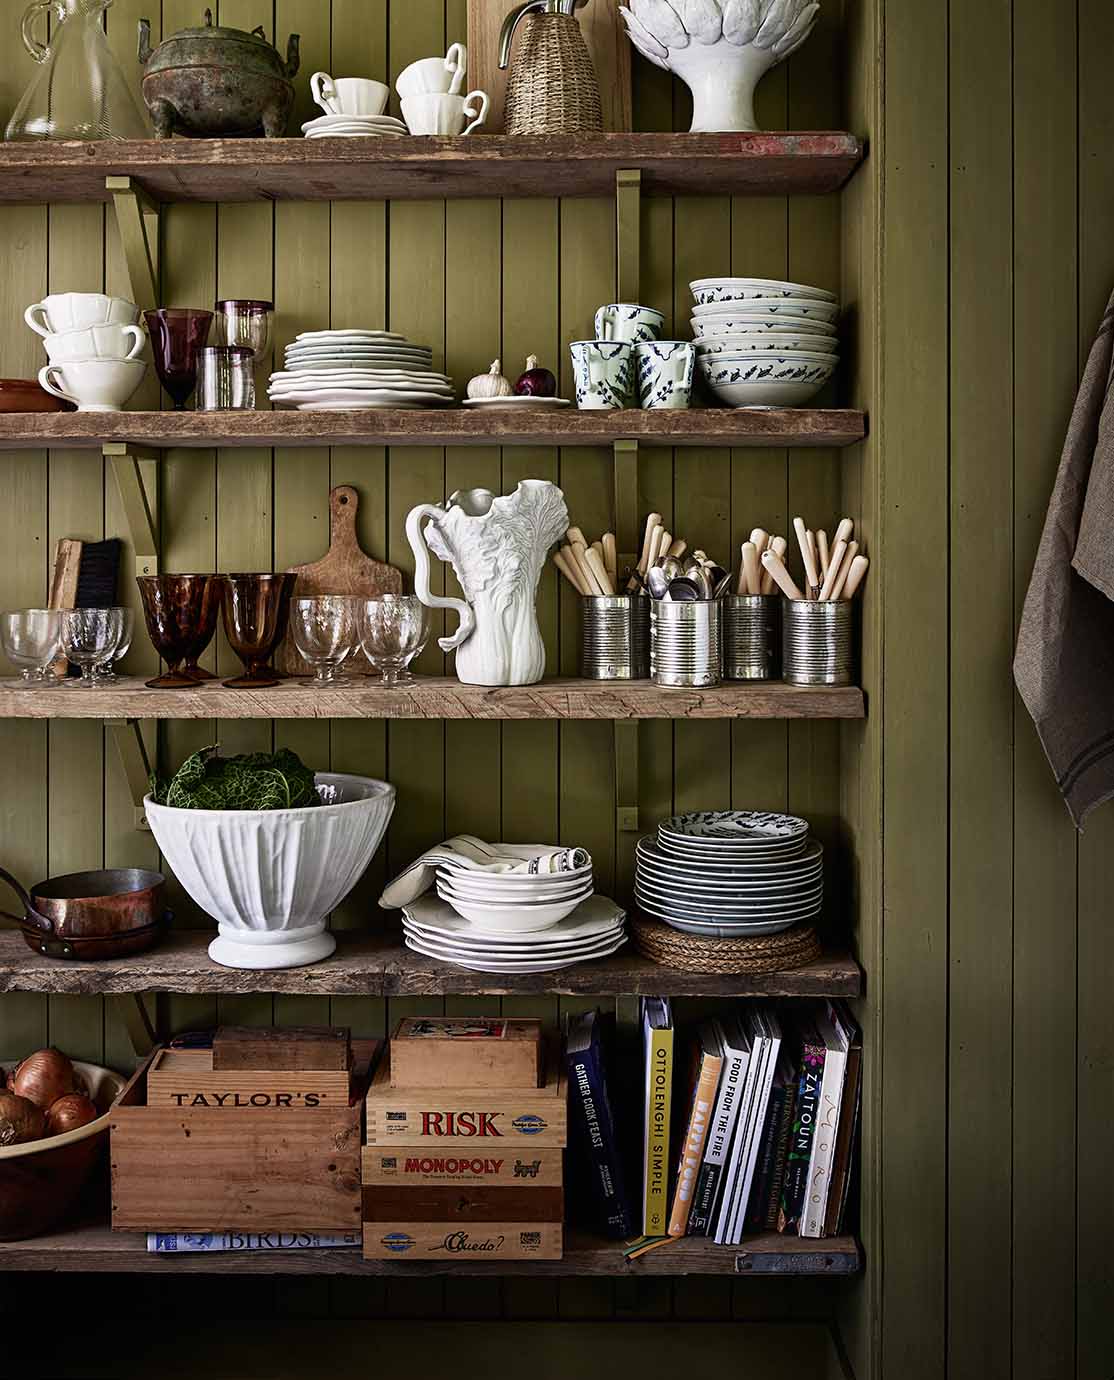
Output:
564,999,860,1252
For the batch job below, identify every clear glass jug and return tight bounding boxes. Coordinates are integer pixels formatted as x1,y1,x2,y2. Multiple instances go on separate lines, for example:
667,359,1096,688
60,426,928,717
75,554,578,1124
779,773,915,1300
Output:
5,0,149,141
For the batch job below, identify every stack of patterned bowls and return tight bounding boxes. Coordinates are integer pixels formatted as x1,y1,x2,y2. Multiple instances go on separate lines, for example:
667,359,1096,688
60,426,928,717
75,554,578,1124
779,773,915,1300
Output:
689,277,839,407
634,809,823,937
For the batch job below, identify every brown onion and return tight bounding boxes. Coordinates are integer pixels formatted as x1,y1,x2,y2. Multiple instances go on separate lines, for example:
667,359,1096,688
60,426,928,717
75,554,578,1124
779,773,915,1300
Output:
12,1048,75,1109
0,1091,47,1146
45,1093,99,1137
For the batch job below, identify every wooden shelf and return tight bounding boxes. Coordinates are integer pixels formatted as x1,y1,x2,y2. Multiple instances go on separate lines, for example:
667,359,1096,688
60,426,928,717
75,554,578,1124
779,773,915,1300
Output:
0,675,864,720
0,407,866,451
0,930,861,999
0,1222,861,1276
0,133,864,205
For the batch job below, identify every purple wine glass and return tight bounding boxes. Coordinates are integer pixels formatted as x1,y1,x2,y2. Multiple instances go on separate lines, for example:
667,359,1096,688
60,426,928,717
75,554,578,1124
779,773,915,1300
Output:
144,308,213,409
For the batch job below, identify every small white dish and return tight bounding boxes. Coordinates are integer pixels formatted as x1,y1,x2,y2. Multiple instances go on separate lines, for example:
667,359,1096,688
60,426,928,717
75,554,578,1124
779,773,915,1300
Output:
270,388,455,406
403,932,627,973
691,300,840,325
439,892,586,933
292,329,409,342
404,892,620,941
436,872,593,897
461,396,572,409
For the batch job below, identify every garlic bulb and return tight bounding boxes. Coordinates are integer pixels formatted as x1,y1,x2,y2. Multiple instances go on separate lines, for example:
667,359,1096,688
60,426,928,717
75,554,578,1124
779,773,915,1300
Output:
467,360,513,400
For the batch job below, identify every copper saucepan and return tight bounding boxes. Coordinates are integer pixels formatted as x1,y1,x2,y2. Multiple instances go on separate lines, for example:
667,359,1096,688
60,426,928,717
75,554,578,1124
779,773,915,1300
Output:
0,866,168,960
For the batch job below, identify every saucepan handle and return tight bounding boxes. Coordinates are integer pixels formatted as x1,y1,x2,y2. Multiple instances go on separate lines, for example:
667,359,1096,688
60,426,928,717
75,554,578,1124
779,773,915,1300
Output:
0,865,52,933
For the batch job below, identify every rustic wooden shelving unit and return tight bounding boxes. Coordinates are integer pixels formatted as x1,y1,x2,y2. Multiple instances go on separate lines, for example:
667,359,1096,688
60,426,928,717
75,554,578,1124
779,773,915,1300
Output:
0,675,865,720
0,931,861,999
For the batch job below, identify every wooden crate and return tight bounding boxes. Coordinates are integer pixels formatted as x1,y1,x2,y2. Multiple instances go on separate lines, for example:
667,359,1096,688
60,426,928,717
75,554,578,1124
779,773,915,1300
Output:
110,1042,378,1232
146,1048,351,1110
362,1183,564,1223
362,1145,563,1187
363,1222,563,1261
212,1025,350,1071
389,1015,542,1089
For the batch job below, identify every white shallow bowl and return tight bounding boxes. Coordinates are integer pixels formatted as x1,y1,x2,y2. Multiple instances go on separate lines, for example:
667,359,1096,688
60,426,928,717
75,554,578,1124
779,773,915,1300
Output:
145,772,395,970
702,349,838,368
404,932,626,973
700,377,832,408
440,891,591,933
691,316,838,337
690,277,838,306
437,875,593,901
691,300,840,325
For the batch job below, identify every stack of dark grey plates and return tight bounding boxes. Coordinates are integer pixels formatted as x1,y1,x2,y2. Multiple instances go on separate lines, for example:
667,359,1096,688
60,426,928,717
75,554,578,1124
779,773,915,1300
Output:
634,809,822,938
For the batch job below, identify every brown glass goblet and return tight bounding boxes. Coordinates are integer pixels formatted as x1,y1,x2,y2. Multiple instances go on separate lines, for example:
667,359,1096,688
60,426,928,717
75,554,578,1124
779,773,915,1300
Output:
220,573,295,690
180,578,221,681
136,574,219,690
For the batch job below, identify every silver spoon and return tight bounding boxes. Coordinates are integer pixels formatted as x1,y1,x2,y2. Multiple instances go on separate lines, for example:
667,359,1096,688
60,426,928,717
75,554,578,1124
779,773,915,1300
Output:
645,565,671,600
666,576,702,601
658,555,684,583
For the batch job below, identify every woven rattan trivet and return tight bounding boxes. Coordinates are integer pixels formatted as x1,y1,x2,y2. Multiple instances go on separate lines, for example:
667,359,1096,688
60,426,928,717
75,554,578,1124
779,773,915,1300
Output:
631,917,822,974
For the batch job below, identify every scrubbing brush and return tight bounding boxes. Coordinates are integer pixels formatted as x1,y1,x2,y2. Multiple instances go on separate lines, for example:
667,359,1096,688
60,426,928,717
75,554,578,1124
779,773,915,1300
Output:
47,537,122,676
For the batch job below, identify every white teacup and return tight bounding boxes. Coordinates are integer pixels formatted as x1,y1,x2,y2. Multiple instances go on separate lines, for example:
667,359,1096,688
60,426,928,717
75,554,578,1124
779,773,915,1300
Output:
401,89,489,136
310,72,390,118
39,359,146,413
25,292,140,339
396,43,467,99
594,302,666,345
44,323,147,364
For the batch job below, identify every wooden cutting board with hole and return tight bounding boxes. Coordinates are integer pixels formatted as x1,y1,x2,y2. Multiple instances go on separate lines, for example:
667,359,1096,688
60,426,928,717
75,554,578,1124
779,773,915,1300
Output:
276,485,403,676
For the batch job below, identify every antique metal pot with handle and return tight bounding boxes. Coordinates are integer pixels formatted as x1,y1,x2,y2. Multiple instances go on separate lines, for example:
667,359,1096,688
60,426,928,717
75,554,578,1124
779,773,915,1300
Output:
0,865,168,960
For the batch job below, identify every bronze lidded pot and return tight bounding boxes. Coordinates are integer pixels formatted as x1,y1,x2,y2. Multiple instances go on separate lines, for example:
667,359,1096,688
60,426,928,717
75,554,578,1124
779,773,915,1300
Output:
137,8,300,139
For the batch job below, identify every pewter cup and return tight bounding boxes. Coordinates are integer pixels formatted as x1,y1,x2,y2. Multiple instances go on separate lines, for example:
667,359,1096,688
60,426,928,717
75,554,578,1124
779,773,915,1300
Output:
782,598,854,685
579,595,650,680
650,599,721,688
723,594,779,681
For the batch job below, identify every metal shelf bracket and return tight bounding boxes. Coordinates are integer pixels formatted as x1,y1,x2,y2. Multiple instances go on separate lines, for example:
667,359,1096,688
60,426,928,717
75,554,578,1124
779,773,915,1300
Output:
106,717,153,832
613,439,641,834
104,443,159,577
112,994,157,1056
106,175,160,312
615,168,641,304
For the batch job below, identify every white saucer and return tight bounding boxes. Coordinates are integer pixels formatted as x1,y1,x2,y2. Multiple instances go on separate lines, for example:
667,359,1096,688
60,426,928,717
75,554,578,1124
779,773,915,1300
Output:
461,396,571,410
403,932,627,974
302,114,407,132
291,330,409,342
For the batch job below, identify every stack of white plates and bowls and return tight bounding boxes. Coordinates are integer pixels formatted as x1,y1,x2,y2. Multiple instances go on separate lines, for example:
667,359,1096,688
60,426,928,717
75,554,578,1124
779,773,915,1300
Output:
302,113,408,139
634,809,822,939
401,892,627,974
689,277,840,408
268,330,455,410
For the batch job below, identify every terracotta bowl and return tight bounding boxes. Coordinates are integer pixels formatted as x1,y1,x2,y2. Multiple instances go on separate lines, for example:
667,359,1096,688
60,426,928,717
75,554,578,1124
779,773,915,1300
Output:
0,378,73,413
0,1060,126,1240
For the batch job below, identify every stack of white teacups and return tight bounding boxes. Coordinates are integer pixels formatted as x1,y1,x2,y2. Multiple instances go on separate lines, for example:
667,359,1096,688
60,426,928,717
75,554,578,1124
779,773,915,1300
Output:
396,43,489,135
689,277,840,408
26,292,147,412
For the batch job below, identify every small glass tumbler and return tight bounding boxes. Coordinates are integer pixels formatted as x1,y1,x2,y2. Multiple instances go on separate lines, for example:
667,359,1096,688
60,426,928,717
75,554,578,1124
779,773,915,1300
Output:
61,607,122,687
93,605,134,682
214,299,274,363
144,308,213,409
290,595,358,685
358,595,430,685
0,608,62,685
197,346,256,411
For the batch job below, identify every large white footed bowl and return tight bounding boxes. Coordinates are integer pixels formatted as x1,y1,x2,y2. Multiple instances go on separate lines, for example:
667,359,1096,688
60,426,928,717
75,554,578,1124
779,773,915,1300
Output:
145,773,396,970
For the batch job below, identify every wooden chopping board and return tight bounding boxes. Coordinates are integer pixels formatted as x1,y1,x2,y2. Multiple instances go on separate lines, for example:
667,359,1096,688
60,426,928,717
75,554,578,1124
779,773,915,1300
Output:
276,485,403,676
467,0,632,134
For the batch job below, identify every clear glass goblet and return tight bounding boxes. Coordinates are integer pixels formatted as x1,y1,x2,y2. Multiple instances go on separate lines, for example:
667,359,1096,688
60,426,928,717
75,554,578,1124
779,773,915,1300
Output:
93,606,134,683
358,595,430,686
0,609,62,686
290,595,358,685
61,607,122,687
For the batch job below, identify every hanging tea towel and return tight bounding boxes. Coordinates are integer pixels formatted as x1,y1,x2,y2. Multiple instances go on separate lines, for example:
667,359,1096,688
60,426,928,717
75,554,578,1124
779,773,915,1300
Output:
1015,288,1114,826
380,834,591,909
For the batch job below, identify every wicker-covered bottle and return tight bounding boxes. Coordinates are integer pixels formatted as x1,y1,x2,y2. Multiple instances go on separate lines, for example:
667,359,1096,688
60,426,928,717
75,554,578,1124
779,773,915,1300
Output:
498,1,603,135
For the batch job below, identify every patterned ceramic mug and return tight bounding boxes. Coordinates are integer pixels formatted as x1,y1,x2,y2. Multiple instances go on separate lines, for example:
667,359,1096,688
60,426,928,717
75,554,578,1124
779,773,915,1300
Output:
569,341,634,409
634,340,695,409
593,302,666,344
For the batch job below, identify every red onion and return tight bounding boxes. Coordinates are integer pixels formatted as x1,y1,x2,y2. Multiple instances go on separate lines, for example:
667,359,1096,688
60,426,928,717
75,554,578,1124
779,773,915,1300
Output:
12,1048,75,1110
46,1093,99,1137
0,1091,47,1146
514,355,557,397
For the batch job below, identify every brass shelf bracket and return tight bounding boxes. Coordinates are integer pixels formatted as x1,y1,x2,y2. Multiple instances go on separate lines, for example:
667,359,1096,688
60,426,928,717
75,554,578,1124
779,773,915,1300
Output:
615,168,641,304
106,717,153,832
111,994,157,1057
104,443,159,577
613,439,641,834
106,175,160,312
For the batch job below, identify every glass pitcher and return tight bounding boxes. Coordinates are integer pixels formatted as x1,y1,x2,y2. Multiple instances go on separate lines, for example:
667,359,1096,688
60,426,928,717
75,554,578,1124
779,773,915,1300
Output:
5,0,149,141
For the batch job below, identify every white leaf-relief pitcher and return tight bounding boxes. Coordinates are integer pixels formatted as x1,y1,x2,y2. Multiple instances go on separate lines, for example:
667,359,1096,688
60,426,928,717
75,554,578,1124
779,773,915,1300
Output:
406,480,568,687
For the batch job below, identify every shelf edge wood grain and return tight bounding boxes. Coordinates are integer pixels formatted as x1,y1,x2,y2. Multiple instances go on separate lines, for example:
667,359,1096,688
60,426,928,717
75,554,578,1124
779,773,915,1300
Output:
0,1223,861,1275
0,408,867,450
0,133,864,204
0,930,863,999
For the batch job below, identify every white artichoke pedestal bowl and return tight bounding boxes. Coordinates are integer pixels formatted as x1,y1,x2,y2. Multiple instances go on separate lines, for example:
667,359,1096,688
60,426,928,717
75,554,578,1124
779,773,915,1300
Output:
145,773,396,970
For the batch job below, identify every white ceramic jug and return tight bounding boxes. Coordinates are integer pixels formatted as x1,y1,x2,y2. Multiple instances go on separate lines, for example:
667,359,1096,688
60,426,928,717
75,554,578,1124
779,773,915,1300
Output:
406,480,568,687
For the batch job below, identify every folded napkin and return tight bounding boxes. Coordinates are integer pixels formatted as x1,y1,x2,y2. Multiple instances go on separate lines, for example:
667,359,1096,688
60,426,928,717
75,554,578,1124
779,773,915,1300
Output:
1015,289,1114,826
379,834,592,909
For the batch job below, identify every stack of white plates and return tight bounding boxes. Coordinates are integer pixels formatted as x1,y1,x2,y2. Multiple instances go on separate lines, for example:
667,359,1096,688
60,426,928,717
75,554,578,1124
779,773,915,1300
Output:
302,114,408,139
634,809,822,938
401,894,627,974
268,329,456,410
689,278,840,408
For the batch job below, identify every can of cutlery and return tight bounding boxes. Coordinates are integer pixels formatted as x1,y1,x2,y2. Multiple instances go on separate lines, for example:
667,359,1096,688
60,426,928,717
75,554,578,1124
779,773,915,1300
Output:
579,595,650,679
650,600,721,687
723,594,779,681
782,599,854,685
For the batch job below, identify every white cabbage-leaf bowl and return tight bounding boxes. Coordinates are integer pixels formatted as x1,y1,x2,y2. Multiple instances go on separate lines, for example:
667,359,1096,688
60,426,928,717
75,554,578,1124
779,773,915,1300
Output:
146,773,396,970
621,0,820,132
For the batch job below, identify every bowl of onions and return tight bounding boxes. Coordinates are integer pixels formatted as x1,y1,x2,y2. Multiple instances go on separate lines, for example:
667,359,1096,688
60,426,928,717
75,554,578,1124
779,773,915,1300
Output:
0,1047,125,1240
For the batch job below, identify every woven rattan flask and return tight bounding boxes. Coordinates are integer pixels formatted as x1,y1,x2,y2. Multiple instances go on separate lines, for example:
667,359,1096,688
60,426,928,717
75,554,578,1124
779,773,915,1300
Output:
498,0,602,135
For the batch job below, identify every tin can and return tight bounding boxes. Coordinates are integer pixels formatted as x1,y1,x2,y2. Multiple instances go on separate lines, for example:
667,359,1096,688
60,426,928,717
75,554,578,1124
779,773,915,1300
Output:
650,600,721,688
579,595,650,680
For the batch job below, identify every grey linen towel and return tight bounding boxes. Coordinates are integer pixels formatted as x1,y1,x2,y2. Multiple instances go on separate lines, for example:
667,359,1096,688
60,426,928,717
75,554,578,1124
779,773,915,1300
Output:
1015,289,1114,826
